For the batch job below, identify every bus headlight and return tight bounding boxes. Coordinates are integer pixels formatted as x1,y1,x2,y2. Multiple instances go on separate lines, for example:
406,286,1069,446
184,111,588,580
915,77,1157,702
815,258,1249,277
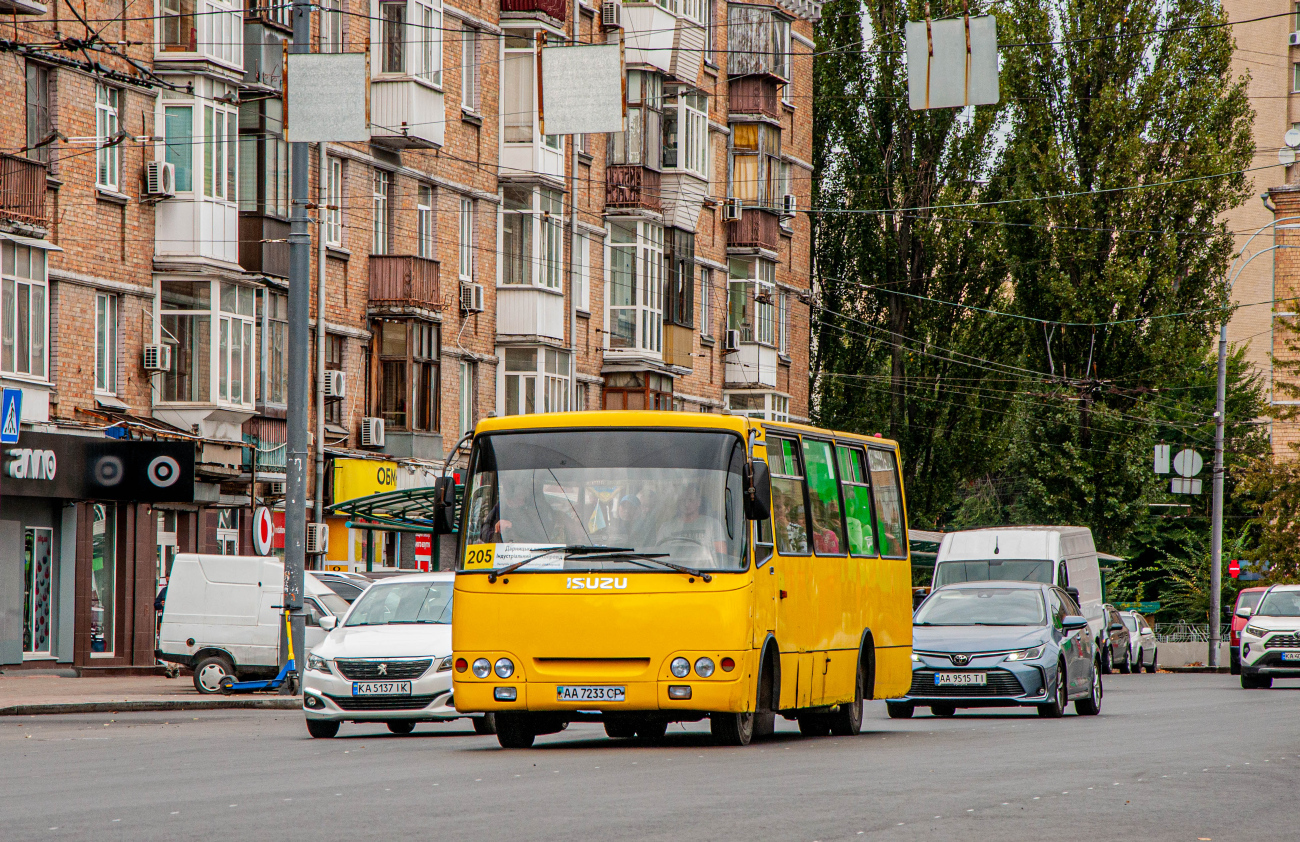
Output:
670,657,690,678
694,657,715,677
494,658,515,679
472,658,492,678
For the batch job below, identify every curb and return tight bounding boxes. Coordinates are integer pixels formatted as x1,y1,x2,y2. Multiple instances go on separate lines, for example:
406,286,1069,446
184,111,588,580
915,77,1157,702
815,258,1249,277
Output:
0,698,303,716
1160,665,1231,674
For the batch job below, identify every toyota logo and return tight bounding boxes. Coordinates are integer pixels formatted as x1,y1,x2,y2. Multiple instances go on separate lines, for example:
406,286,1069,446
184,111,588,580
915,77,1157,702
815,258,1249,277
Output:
951,654,971,666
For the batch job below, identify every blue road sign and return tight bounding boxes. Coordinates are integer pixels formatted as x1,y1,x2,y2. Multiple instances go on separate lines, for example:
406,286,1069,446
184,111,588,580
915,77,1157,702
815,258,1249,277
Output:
1,388,22,444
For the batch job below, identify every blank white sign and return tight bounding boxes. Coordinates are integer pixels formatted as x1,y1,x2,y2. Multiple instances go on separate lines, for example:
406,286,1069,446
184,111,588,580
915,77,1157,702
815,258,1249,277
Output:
905,16,1000,110
541,43,624,136
286,53,369,142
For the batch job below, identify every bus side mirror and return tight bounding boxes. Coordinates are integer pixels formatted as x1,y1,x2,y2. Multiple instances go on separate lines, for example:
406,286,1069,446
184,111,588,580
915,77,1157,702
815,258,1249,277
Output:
744,460,771,521
432,476,456,535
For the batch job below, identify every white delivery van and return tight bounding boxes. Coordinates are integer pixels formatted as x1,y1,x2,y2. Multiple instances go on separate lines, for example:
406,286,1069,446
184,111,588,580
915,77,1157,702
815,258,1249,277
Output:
931,526,1105,647
157,554,350,694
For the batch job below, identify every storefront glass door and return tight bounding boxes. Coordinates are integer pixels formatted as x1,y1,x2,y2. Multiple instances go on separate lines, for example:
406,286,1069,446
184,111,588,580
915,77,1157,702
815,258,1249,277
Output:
23,527,53,655
91,503,117,655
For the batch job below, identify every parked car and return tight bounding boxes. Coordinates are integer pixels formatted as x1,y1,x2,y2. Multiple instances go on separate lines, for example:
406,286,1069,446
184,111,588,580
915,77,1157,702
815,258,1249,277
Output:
888,581,1101,718
302,572,494,738
157,555,347,694
1230,586,1269,675
1100,604,1131,674
932,526,1106,656
315,571,373,603
1238,584,1300,689
1119,611,1157,673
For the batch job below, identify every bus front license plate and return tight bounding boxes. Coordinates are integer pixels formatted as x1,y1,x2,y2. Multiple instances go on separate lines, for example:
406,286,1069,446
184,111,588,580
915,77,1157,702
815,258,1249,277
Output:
352,681,412,696
557,685,625,702
935,672,986,686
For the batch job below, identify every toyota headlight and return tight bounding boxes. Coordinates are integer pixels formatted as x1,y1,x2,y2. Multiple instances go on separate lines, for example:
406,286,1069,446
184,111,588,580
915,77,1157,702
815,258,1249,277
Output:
471,658,492,678
1243,625,1267,639
1005,645,1045,662
670,657,690,678
437,655,454,673
306,654,332,674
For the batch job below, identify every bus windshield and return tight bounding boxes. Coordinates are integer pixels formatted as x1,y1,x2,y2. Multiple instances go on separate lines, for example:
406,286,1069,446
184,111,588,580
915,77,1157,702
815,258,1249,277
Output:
461,430,749,572
934,559,1054,586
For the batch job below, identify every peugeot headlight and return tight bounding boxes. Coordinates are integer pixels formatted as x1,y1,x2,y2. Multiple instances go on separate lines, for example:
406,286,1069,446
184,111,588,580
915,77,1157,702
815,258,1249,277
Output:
494,658,515,679
306,654,332,674
1005,645,1045,662
437,655,454,673
1243,625,1267,639
911,653,921,662
471,658,492,678
670,657,691,678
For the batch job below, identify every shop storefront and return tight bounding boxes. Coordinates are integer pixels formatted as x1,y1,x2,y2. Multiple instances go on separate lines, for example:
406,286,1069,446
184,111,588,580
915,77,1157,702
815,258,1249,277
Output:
323,457,442,572
0,431,194,671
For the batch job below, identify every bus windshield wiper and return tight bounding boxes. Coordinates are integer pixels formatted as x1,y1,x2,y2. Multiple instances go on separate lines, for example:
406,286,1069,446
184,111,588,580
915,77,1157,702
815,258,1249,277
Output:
487,545,633,582
583,551,713,583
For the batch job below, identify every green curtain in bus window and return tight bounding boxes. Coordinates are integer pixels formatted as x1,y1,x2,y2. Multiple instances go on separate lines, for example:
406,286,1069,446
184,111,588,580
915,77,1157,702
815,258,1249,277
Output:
869,448,906,557
801,439,844,554
768,438,808,554
836,445,876,557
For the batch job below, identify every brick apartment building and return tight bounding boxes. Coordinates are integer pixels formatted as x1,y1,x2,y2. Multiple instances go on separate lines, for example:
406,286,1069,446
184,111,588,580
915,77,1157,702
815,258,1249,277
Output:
0,0,818,668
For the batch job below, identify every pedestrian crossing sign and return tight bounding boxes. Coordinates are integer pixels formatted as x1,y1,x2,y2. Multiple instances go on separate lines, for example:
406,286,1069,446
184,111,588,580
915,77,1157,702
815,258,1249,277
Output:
1,388,22,444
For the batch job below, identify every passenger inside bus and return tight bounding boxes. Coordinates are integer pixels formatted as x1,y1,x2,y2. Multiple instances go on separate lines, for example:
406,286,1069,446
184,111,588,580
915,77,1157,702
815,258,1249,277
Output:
651,488,729,559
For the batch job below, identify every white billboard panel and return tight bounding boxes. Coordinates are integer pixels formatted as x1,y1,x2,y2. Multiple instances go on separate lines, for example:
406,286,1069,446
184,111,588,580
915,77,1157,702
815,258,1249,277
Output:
540,43,624,136
286,53,369,142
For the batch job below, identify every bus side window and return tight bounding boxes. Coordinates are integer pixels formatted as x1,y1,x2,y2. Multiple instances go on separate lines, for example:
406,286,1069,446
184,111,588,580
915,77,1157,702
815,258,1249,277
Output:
801,439,845,555
767,437,809,555
835,445,876,557
868,448,907,558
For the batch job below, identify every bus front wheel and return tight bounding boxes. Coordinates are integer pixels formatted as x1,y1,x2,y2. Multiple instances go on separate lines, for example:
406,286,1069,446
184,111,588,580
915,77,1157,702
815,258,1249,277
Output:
710,710,754,746
494,712,536,749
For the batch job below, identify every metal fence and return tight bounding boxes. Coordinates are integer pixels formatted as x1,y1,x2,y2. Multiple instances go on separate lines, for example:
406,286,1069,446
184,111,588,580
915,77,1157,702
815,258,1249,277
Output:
1153,622,1231,643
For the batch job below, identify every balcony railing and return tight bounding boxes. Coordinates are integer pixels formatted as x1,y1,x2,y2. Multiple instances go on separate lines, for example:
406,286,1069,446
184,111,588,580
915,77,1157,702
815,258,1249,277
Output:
369,255,442,310
0,153,48,228
729,77,781,119
500,0,567,20
238,214,290,278
726,206,781,251
606,165,662,212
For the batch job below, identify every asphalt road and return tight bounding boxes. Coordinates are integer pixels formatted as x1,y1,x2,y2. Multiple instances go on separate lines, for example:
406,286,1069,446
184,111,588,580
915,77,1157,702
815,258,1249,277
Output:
2,673,1296,841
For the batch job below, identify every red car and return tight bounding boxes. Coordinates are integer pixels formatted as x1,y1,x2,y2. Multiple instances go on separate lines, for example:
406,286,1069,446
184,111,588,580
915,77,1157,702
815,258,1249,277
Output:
1231,586,1269,675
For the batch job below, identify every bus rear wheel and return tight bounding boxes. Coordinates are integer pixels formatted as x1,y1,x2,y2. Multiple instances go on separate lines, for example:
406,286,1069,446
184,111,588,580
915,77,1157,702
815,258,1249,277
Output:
494,712,536,749
710,710,754,746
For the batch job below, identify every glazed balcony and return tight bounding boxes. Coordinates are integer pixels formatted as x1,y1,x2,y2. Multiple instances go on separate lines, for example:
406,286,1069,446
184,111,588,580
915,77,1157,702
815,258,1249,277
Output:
0,154,48,228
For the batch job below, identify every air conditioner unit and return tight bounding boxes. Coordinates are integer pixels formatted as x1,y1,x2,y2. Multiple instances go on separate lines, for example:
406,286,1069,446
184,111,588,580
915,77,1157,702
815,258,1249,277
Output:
306,523,330,555
723,329,742,352
323,370,346,399
144,161,176,199
460,281,485,313
361,416,386,448
143,343,172,372
602,0,622,28
1290,31,1300,47
267,481,286,496
782,193,797,216
722,198,743,222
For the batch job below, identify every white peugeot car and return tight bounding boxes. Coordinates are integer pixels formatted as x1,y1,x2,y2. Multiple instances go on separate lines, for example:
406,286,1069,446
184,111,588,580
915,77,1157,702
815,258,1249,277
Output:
1239,584,1300,689
302,572,494,737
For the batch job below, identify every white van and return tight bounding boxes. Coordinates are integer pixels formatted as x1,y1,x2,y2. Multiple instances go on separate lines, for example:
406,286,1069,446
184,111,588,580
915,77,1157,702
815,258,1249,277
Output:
157,554,350,694
931,527,1105,646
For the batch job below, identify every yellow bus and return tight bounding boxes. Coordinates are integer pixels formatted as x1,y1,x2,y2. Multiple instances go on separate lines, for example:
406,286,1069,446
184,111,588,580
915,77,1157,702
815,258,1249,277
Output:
439,410,913,747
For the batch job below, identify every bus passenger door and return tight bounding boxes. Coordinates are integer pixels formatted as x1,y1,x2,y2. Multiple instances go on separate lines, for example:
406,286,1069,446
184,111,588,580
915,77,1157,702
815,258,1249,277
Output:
752,518,778,649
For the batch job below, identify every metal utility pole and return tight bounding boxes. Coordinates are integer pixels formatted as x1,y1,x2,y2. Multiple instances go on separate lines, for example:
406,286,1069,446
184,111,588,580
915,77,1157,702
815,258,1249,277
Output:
281,0,312,691
315,141,328,545
1209,322,1227,668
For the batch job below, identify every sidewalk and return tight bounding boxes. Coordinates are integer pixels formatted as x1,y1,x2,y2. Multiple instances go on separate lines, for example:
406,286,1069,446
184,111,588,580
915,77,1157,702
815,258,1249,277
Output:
0,672,301,716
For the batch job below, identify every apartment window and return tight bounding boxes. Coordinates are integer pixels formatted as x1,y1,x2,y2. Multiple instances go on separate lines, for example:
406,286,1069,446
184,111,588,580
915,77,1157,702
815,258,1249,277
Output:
504,347,570,415
419,1,442,86
218,283,256,405
603,370,672,410
542,190,563,290
263,289,287,404
161,0,196,51
203,103,237,201
664,89,708,178
665,229,694,329
609,70,663,168
381,0,406,73
778,291,789,355
726,391,788,422
320,0,345,52
325,157,343,246
503,33,535,143
459,198,474,280
700,267,713,338
1,241,48,379
728,257,775,344
501,186,564,287
704,0,715,65
238,98,288,217
325,334,344,425
459,360,476,434
461,26,480,112
575,232,590,312
681,0,705,24
96,85,121,191
216,508,239,555
729,122,781,207
95,293,119,394
417,184,436,259
606,220,664,353
1295,62,1300,93
163,105,194,191
91,505,117,653
376,319,439,431
1295,1,1300,31
773,15,792,84
373,170,391,255
25,64,51,165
